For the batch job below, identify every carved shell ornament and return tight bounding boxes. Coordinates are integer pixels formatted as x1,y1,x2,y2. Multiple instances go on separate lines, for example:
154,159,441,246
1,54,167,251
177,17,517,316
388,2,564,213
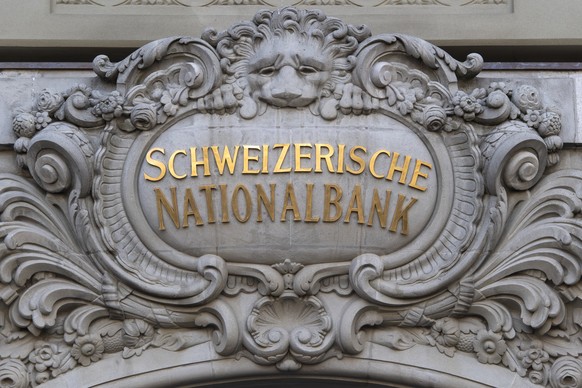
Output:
2,6,580,387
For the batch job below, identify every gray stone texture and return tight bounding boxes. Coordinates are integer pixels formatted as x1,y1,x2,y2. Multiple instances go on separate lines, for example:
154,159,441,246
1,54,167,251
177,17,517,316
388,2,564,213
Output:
1,1,582,49
1,6,582,388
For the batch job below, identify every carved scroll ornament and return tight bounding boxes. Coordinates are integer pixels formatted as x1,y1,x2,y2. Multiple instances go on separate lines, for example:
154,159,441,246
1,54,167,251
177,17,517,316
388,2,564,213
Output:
1,7,579,387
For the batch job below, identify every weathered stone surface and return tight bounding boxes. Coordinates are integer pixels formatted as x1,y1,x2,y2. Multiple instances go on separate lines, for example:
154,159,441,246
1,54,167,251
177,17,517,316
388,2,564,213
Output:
1,7,582,388
1,1,582,50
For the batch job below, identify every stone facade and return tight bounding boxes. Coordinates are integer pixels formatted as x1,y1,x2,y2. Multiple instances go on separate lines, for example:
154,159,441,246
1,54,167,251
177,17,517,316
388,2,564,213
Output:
1,6,582,388
2,0,582,51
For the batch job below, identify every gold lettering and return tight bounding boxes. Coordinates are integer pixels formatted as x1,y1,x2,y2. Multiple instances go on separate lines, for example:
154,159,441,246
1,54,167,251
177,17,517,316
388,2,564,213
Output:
281,182,301,221
409,159,433,192
315,144,335,173
343,185,365,224
199,185,217,224
155,187,179,230
148,144,430,231
168,149,187,179
387,152,411,184
346,146,366,175
369,150,391,179
367,189,391,228
211,145,239,175
389,194,418,235
256,183,276,222
144,147,167,182
219,184,229,223
337,144,345,173
231,184,252,223
190,147,211,177
242,145,261,174
262,144,269,174
273,144,292,173
182,188,203,227
304,183,320,223
323,184,343,222
294,143,313,173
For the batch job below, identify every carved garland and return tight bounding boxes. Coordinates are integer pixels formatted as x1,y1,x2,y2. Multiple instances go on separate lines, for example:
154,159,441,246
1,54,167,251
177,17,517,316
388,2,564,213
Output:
1,7,578,388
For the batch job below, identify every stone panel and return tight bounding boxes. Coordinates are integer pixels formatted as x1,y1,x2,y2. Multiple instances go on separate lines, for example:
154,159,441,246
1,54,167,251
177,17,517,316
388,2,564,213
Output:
1,0,582,49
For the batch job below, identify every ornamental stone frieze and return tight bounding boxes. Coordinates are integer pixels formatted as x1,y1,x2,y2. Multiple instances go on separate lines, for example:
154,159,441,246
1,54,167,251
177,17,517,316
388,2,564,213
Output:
1,7,582,388
4,1,582,54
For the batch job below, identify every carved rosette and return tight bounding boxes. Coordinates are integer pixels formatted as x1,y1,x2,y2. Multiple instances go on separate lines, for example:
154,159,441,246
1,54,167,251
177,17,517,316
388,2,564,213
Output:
1,7,578,388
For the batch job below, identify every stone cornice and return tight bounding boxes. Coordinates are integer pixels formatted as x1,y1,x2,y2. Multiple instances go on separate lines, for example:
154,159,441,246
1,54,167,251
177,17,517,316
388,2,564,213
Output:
1,0,582,49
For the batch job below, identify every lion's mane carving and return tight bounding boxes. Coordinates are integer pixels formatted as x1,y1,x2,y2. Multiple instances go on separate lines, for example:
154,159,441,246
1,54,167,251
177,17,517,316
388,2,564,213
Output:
202,8,371,117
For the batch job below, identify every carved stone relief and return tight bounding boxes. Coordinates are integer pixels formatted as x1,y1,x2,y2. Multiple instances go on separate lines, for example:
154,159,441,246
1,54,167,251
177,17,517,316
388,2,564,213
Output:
53,0,511,8
0,7,580,388
55,0,190,5
378,0,507,5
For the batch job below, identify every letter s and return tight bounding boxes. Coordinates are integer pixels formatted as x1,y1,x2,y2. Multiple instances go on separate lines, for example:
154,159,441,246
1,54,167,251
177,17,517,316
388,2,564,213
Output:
144,147,167,182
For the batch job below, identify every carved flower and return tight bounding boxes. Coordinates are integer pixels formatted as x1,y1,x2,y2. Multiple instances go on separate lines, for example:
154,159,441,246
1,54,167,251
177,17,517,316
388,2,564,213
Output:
523,109,543,129
430,318,460,348
452,89,485,121
71,334,105,366
28,341,61,372
394,86,418,115
130,103,158,131
91,91,124,121
160,91,178,117
487,81,511,96
549,356,582,388
0,359,29,388
12,112,37,138
34,111,52,130
518,341,549,371
423,105,447,132
538,111,562,137
123,319,155,350
35,90,64,114
472,330,507,364
512,84,542,113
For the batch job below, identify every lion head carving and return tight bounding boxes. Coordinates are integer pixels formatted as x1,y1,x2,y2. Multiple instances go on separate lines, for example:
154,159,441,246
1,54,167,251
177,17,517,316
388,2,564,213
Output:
202,7,371,117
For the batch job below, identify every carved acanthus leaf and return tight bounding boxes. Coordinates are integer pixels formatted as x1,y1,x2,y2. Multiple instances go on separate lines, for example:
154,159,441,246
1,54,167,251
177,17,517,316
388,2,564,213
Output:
469,170,582,335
